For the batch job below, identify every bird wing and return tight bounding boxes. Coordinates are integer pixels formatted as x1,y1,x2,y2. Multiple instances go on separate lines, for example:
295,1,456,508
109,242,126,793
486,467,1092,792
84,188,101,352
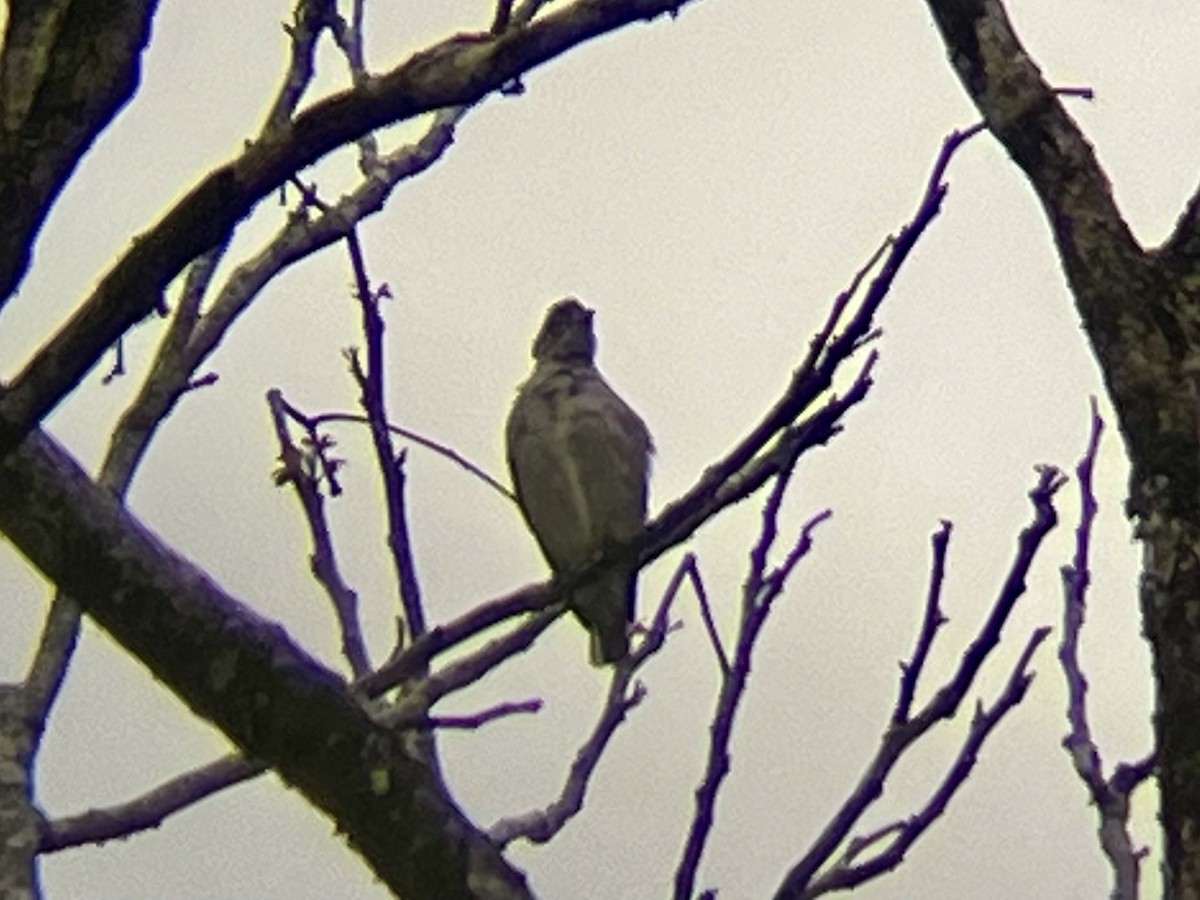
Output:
507,366,594,570
506,365,651,573
562,370,652,547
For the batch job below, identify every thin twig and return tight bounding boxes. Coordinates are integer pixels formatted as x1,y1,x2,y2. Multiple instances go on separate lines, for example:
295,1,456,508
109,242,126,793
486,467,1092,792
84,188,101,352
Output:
41,755,267,852
343,224,427,642
268,389,371,677
772,466,1065,898
674,503,830,900
381,607,563,725
311,411,514,501
273,391,345,495
686,557,729,676
325,0,379,168
488,562,687,846
412,699,542,730
894,521,951,725
261,0,338,132
1059,398,1154,900
802,627,1051,896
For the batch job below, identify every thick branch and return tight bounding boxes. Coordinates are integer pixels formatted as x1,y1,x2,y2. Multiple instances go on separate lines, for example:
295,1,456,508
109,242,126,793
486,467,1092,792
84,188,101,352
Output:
921,3,1138,288
0,430,530,898
921,4,1191,514
0,687,43,896
923,2,1200,891
0,0,704,457
0,0,158,302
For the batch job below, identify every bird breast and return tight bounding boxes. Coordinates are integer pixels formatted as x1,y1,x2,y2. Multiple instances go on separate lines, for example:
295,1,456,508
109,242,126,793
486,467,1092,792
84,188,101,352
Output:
508,363,650,572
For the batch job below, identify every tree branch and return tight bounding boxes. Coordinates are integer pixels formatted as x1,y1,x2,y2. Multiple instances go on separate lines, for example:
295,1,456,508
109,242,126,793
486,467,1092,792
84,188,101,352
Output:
41,755,267,852
0,430,531,898
1059,400,1154,900
799,627,1051,897
0,0,709,458
645,124,981,564
0,687,43,894
311,411,516,502
893,521,950,725
262,0,339,133
772,465,1065,898
675,503,830,900
0,0,158,302
413,700,542,731
380,607,564,724
268,388,371,678
342,223,427,641
488,556,686,847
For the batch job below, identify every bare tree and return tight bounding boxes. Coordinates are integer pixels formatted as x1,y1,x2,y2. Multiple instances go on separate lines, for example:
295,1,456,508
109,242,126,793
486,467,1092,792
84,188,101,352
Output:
0,2,1147,899
919,1,1200,894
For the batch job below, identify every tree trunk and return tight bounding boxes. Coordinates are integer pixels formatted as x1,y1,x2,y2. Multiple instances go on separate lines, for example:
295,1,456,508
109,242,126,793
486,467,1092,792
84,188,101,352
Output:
922,1,1200,893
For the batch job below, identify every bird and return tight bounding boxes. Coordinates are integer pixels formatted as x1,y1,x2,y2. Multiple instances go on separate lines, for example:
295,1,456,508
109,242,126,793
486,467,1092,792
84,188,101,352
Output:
506,298,653,665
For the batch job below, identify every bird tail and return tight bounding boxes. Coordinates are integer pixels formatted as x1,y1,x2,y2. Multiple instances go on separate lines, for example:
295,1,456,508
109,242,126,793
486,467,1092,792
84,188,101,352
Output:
574,568,634,666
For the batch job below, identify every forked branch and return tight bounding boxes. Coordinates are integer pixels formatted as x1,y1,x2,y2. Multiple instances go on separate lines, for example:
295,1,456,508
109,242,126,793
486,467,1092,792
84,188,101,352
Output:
1059,400,1154,900
772,466,1065,899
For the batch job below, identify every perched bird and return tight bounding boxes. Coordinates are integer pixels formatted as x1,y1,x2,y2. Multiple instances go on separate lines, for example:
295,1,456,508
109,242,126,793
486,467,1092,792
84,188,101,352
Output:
506,298,653,665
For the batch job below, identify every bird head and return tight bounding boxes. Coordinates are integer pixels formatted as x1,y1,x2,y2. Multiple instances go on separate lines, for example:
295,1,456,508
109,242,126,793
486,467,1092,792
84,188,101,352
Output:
532,297,596,364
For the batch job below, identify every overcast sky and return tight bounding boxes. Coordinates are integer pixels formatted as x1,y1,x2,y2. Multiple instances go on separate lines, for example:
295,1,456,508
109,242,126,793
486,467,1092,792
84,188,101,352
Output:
2,1,1192,897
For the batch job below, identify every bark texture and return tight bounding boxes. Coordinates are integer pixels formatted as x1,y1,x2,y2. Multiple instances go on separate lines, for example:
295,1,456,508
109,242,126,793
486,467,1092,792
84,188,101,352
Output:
0,4,705,896
0,0,700,456
0,429,532,898
924,1,1200,894
0,688,42,900
0,0,158,303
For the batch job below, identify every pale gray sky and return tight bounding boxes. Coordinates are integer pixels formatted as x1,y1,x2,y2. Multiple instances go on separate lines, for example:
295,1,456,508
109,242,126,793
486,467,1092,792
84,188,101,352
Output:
2,1,1188,897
